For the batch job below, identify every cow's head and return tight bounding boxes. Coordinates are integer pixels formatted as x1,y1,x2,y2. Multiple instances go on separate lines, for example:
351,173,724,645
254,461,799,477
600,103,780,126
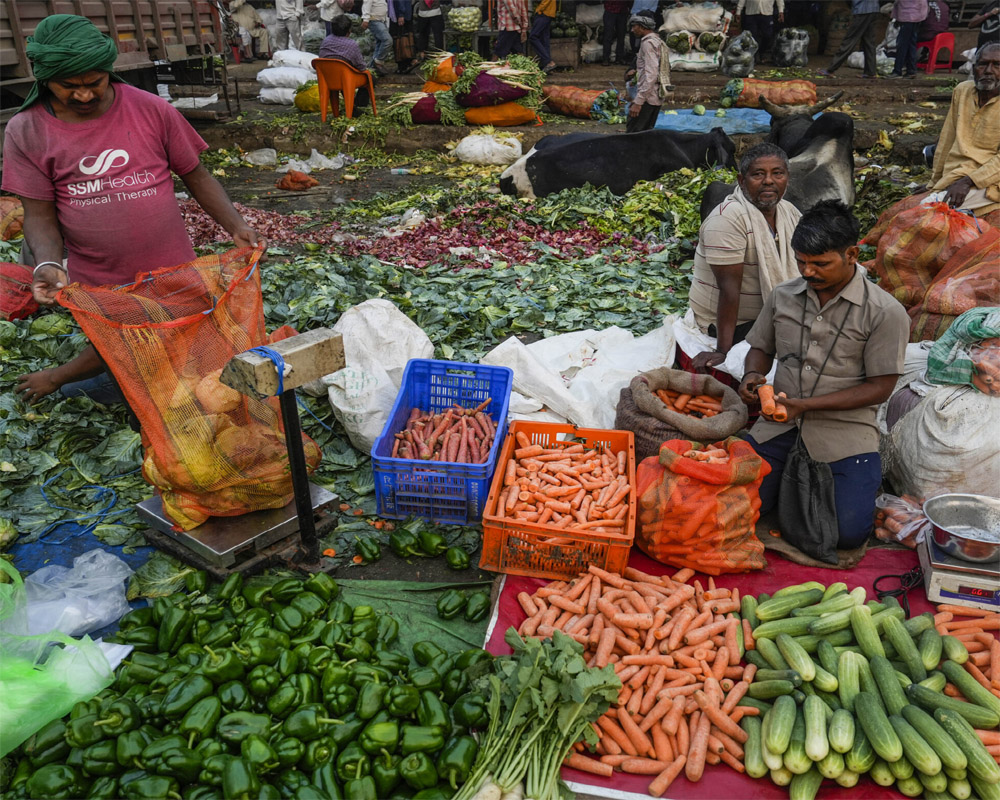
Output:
499,149,537,199
759,91,845,121
707,127,737,168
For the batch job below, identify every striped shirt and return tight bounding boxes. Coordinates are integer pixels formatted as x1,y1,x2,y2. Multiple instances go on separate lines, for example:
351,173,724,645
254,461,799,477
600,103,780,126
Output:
498,0,530,32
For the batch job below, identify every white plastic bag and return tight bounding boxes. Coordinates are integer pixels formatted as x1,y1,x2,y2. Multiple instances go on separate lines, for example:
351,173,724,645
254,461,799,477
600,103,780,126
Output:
847,44,894,74
269,49,321,71
245,148,279,166
320,300,434,451
452,134,523,166
257,65,316,88
660,3,727,34
277,149,347,174
874,493,931,548
721,30,757,77
23,550,133,637
259,87,298,105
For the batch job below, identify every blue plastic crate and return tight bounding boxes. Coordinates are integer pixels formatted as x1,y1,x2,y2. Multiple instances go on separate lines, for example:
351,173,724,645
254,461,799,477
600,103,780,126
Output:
372,359,513,525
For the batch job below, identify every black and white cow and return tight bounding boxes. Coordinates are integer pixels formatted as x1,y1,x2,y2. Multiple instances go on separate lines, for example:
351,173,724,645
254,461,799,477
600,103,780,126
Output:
699,92,856,219
499,127,737,199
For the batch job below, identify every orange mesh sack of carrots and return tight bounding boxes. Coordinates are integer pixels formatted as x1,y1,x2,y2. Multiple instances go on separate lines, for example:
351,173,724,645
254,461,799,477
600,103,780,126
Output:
618,368,748,462
735,78,816,107
634,438,769,574
59,247,321,532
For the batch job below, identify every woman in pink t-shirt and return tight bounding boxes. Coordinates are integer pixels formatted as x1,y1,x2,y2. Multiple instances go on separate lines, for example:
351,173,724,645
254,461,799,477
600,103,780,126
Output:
4,15,264,404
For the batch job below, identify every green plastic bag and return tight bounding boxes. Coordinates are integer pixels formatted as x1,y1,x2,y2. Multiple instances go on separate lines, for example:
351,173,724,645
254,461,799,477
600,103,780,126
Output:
0,559,114,756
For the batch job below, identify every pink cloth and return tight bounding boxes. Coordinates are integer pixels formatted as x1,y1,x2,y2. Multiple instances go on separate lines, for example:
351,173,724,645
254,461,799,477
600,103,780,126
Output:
487,546,934,800
2,84,207,288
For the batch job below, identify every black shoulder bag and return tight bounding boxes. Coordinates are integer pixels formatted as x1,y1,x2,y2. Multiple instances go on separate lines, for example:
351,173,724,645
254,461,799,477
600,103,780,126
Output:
777,283,865,564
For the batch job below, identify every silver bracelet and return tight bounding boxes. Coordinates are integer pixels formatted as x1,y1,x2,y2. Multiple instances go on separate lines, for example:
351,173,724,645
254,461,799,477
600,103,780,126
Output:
32,261,66,279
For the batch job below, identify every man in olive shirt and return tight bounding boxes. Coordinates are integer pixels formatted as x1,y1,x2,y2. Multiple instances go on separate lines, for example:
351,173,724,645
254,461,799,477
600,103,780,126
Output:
739,201,910,549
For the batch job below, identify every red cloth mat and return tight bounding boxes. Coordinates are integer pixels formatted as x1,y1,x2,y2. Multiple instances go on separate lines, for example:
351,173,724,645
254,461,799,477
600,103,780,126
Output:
485,546,930,800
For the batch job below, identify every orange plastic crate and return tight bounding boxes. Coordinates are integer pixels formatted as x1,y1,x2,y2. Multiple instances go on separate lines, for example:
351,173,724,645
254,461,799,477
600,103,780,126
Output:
480,421,636,581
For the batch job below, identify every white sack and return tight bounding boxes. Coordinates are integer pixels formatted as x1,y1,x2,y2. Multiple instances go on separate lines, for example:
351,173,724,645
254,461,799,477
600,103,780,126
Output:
452,134,523,166
319,300,434,451
673,308,777,383
883,385,1000,499
576,3,605,27
257,66,316,88
269,49,321,71
660,4,727,34
480,319,676,429
258,87,297,105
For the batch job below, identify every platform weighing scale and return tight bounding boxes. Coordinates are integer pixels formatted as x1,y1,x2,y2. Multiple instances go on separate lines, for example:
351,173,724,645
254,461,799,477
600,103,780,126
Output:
137,328,346,579
917,535,1000,613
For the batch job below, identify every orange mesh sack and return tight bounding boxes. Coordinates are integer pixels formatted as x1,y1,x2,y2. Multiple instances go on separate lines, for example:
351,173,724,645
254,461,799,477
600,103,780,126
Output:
543,85,604,118
736,78,816,107
634,437,770,575
58,247,321,531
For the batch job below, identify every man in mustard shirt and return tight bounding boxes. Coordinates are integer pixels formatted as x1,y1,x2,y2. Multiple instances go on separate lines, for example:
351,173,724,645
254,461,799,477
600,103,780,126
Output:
527,0,558,73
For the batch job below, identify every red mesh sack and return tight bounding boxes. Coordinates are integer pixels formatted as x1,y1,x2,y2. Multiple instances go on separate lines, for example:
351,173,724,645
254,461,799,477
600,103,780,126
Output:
543,85,605,118
1,262,39,321
634,437,770,575
736,78,816,107
58,247,321,531
0,197,24,241
863,193,1000,247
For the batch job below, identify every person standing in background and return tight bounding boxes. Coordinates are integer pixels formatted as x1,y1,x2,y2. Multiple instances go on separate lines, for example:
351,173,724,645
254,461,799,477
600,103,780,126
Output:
628,1,657,57
528,0,558,73
626,13,664,131
890,0,928,77
969,0,1000,50
918,0,949,42
817,0,882,78
495,0,531,57
317,0,345,36
736,0,784,62
362,0,393,74
413,0,445,61
275,0,305,50
390,0,418,74
602,0,630,66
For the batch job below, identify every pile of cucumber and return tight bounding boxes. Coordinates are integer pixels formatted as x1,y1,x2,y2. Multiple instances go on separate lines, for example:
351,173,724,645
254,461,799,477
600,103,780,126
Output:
736,581,1000,800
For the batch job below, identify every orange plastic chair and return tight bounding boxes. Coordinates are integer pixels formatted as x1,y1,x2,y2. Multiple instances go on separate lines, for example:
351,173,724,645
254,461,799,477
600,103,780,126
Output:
915,31,954,74
311,58,377,121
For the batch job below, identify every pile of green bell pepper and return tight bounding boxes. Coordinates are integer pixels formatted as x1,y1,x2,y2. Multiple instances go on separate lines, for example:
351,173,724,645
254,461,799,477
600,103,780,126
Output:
5,569,494,800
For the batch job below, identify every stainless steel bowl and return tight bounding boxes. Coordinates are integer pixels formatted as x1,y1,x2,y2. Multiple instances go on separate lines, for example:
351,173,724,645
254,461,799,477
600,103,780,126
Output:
923,493,1000,564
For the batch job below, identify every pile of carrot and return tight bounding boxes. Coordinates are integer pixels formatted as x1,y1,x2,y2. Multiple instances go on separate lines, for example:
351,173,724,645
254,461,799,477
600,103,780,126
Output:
654,388,723,419
517,564,754,797
390,399,496,463
933,604,1000,758
682,447,730,464
492,432,632,534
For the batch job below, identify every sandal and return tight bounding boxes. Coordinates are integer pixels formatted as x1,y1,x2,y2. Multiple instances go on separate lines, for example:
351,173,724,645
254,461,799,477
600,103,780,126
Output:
542,61,557,74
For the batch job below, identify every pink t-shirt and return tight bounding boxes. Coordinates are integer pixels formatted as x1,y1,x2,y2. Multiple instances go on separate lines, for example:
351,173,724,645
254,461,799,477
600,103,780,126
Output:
2,84,208,287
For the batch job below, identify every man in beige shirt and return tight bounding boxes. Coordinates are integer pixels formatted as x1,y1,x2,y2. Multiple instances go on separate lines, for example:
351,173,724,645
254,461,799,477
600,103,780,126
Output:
689,143,801,373
627,14,665,133
927,43,1000,214
739,200,909,549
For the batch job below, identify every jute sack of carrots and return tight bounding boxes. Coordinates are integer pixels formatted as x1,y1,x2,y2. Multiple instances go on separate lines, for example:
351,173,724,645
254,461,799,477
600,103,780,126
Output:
516,564,754,797
634,438,769,575
622,368,747,461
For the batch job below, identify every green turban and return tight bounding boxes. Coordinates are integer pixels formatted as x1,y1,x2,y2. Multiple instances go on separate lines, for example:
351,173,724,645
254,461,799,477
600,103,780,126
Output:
20,14,123,112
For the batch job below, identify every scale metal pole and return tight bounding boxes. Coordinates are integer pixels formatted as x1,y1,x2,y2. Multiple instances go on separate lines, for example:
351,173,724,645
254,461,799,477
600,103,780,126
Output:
278,390,319,563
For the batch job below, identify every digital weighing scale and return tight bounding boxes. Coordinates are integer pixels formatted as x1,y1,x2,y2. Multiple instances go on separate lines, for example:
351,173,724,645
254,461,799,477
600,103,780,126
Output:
918,535,1000,612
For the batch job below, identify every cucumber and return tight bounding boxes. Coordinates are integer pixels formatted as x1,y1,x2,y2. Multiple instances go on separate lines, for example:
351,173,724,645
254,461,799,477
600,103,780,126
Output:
753,617,814,640
762,727,785,771
889,753,915,780
941,634,969,664
749,679,797,700
757,638,791,670
769,766,793,786
855,690,903,762
788,766,823,800
871,655,909,716
869,757,895,786
758,592,771,604
828,707,855,754
811,662,839,694
845,723,876,774
814,687,843,713
788,634,821,654
919,670,947,692
857,654,887,714
738,696,773,713
741,594,759,629
791,689,807,705
903,611,935,639
777,634,816,682
742,715,768,779
949,777,972,800
901,703,968,772
808,606,854,637
821,581,849,602
918,627,944,672
894,667,913,689
970,772,1000,800
883,614,927,682
933,707,1000,784
816,640,839,677
791,590,858,617
837,650,860,712
766,694,797,754
745,650,771,671
871,605,906,632
834,769,859,788
916,768,949,794
851,605,885,660
817,749,845,779
944,766,968,780
772,581,826,599
754,669,803,686
906,682,1000,729
783,711,811,774
889,714,943,776
756,589,824,622
895,775,923,797
803,694,829,762
941,659,1000,717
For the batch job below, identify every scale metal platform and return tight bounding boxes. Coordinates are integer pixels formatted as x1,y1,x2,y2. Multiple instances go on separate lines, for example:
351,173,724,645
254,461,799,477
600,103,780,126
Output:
137,483,336,570
918,535,1000,612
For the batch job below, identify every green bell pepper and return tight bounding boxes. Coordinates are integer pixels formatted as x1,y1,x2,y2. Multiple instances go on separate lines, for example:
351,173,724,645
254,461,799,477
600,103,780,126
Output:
416,529,446,557
356,682,387,720
259,784,282,800
340,638,373,663
81,739,119,777
197,738,225,759
123,652,170,684
136,694,165,727
222,757,260,800
274,606,306,635
441,668,470,704
156,747,202,784
412,642,446,666
464,590,490,622
150,665,191,694
311,762,344,799
350,617,379,644
290,672,319,705
275,648,301,679
116,729,152,769
266,681,301,719
444,547,470,570
201,648,243,685
335,742,371,783
191,603,225,622
329,713,366,750
270,577,304,603
304,572,339,602
162,674,214,719
247,664,282,697
389,530,421,559
217,712,271,744
435,589,466,620
217,680,252,712
354,536,381,563
230,592,250,616
349,664,393,688
200,754,230,787
86,775,119,799
277,768,311,797
385,684,421,718
375,614,399,645
24,719,69,767
451,692,488,730
352,605,376,622
411,788,453,800
158,605,195,653
290,619,326,648
179,696,222,747
319,621,347,649
234,637,281,667
217,572,244,601
407,666,442,694
290,590,327,619
270,736,304,769
183,786,221,800
326,600,354,625
437,735,478,789
241,734,279,774
373,751,402,796
178,641,207,666
305,646,334,676
299,737,336,770
399,751,437,790
241,584,272,610
282,704,342,741
198,621,237,650
373,648,409,675
416,691,451,736
121,626,159,653
400,725,445,755
455,648,493,672
326,684,359,716
65,747,84,770
119,605,156,631
256,628,292,650
123,774,180,800
65,714,105,749
185,569,209,594
359,720,399,755
343,775,377,800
